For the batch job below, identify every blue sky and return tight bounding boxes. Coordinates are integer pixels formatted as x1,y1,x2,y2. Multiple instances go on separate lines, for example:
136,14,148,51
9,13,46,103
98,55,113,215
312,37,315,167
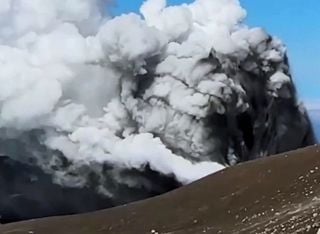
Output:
111,0,320,106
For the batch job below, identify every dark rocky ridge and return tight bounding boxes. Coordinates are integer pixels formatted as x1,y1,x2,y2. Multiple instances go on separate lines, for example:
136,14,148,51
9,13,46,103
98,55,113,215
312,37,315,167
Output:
0,155,180,224
1,145,320,234
0,156,112,223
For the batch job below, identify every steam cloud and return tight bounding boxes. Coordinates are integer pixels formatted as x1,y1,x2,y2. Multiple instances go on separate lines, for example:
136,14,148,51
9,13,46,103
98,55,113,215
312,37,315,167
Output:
0,0,314,201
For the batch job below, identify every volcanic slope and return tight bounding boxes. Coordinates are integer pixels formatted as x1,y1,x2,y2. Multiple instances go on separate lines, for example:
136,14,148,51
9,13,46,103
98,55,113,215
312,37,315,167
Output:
1,145,320,234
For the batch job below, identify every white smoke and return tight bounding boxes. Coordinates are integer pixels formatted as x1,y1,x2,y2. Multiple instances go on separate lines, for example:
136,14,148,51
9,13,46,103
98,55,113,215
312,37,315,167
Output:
0,0,290,189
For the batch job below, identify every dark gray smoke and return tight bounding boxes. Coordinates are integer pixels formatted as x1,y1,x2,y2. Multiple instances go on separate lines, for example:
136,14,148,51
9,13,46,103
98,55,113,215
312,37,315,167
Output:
0,0,316,223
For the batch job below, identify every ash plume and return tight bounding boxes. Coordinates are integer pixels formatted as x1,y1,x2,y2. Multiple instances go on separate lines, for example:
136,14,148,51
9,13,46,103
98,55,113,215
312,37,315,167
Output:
0,0,315,222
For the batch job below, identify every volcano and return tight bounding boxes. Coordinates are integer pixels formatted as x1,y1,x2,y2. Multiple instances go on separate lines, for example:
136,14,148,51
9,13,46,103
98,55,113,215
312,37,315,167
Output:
0,0,317,227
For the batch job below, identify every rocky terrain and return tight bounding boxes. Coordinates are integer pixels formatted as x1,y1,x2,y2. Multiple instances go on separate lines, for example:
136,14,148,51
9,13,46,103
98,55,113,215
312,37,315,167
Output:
0,0,318,230
1,145,320,234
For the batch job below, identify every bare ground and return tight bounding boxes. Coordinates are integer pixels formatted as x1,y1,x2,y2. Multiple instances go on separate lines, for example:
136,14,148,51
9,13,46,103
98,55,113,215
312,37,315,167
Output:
1,145,320,234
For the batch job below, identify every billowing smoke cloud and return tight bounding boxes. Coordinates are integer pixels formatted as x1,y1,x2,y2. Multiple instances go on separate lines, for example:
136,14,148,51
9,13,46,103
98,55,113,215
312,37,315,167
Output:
0,0,315,206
